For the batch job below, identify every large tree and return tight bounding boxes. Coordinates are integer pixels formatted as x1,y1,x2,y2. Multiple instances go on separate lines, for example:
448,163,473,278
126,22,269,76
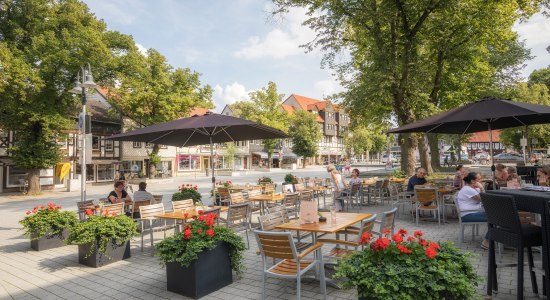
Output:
273,0,543,174
109,48,213,177
0,0,140,193
234,81,289,168
288,110,322,168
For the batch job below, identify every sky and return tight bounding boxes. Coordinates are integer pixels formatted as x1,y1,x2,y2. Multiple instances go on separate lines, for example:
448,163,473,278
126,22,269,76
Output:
83,1,550,112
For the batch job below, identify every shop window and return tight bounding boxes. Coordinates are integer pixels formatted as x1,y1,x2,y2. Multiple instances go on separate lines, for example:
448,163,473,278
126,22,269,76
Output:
92,136,100,150
97,164,114,181
105,140,114,152
178,155,201,171
133,141,142,148
6,166,28,187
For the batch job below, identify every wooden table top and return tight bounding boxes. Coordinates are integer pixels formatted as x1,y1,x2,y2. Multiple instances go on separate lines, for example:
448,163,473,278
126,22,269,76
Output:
304,186,329,191
249,193,285,202
389,178,406,183
275,212,372,233
156,206,228,220
228,185,256,191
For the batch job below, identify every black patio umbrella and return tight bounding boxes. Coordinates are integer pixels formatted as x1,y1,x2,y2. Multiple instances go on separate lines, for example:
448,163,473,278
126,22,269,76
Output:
388,96,550,181
107,112,287,201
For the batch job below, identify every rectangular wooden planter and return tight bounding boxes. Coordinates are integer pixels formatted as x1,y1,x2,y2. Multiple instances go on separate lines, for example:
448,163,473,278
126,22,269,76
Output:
166,241,232,299
30,229,68,251
78,240,130,268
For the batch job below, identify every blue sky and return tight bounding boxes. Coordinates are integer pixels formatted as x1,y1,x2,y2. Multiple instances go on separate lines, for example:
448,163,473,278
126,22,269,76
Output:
84,1,550,111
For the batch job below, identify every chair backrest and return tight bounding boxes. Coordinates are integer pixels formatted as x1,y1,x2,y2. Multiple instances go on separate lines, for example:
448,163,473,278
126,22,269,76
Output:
132,199,151,216
230,192,246,204
382,179,389,188
282,183,295,193
139,203,165,220
294,183,305,192
264,184,275,194
172,199,194,211
348,214,377,244
379,207,398,235
152,194,163,204
103,202,125,216
480,193,522,234
77,200,95,220
217,187,230,197
283,192,300,207
299,190,313,201
255,230,297,260
252,185,262,191
227,203,250,225
415,188,437,203
375,180,384,188
247,189,262,199
258,211,285,231
266,204,289,222
350,183,361,195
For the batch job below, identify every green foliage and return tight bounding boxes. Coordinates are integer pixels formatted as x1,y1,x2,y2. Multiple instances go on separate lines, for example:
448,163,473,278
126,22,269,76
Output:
19,203,78,238
288,110,322,161
155,213,246,275
284,173,295,184
529,67,550,90
257,176,273,184
148,151,161,166
225,142,236,170
334,230,480,299
66,214,138,256
172,184,201,204
344,124,388,156
391,170,407,179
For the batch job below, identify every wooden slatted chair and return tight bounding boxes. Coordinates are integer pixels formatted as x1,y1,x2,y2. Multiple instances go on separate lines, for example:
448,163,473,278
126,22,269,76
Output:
254,230,326,300
76,200,95,221
373,207,398,236
283,192,300,220
294,183,305,192
131,199,151,219
299,190,313,202
318,214,377,261
267,205,311,249
139,203,171,255
263,184,275,195
414,188,440,226
103,202,125,216
225,203,251,248
217,187,231,206
171,199,194,211
230,192,247,204
246,189,262,214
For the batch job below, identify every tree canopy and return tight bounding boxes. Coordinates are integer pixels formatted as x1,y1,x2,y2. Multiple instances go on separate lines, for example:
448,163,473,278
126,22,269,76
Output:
288,110,322,167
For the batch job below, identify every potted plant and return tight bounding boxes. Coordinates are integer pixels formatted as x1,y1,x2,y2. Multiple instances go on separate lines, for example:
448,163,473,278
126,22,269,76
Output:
172,183,202,204
19,203,78,251
156,212,246,299
284,173,295,184
66,209,138,268
334,229,480,300
257,176,273,185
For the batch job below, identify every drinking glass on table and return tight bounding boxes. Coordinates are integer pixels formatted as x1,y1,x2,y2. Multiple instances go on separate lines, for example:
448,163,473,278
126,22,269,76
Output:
330,205,337,223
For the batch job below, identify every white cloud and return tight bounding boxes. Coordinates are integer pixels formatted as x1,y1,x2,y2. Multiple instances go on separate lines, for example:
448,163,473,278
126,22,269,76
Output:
136,43,148,56
514,13,550,77
234,7,316,60
213,82,252,111
314,78,344,98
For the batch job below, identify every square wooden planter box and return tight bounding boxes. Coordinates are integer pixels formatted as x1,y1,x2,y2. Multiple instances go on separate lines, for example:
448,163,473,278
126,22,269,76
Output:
166,241,232,299
78,240,130,268
30,229,68,251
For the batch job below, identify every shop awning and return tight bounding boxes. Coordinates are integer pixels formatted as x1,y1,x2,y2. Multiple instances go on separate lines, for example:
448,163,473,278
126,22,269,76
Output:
252,152,268,159
283,152,300,159
0,158,15,165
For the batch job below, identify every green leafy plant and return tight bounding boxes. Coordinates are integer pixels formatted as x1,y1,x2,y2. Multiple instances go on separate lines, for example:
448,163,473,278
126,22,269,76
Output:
66,211,138,257
391,169,407,179
19,203,78,238
156,212,246,275
257,176,273,184
172,183,202,204
284,173,295,184
334,229,480,300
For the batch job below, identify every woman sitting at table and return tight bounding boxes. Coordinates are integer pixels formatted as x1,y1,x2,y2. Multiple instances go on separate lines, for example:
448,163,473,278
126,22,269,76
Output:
537,165,550,185
108,181,133,205
495,164,509,187
456,172,489,249
348,169,361,185
453,165,468,188
327,164,345,211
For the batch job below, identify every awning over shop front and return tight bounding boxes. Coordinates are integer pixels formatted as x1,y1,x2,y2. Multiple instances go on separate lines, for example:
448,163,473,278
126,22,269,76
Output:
283,152,301,159
252,152,268,159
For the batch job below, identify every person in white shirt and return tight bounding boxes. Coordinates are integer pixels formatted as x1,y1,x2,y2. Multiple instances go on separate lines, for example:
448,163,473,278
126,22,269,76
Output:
327,164,345,211
456,172,489,249
133,182,154,203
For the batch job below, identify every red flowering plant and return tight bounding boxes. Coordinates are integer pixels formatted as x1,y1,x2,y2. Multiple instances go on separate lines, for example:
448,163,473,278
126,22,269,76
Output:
172,183,202,204
334,229,480,299
19,203,78,239
155,212,246,275
257,176,273,184
65,209,138,257
217,180,233,188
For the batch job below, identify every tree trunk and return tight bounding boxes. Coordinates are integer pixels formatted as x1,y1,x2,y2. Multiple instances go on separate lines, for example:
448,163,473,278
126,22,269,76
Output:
399,133,417,175
27,169,41,195
303,158,307,168
427,133,441,170
418,134,433,174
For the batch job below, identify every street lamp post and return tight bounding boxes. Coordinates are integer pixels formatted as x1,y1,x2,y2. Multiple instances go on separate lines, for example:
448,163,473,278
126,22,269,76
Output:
69,64,97,202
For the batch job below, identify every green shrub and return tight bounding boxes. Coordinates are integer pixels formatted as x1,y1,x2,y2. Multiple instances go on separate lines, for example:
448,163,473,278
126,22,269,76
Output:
19,203,78,238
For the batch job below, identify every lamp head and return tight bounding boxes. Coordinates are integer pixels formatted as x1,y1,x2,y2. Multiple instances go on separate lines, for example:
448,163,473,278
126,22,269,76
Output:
69,75,82,94
81,72,97,88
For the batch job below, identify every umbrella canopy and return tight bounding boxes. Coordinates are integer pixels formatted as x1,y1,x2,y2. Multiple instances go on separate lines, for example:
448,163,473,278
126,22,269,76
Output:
388,96,550,134
107,112,287,147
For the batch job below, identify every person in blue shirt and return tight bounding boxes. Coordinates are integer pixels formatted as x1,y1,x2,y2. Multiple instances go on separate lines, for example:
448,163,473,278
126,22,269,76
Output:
406,168,429,191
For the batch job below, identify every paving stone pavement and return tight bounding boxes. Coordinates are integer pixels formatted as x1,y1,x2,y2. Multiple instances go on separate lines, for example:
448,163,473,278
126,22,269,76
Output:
0,177,546,299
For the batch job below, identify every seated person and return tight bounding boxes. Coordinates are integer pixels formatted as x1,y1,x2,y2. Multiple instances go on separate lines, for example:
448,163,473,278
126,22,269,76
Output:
348,169,361,185
108,181,133,204
453,165,468,188
537,165,550,185
133,182,154,203
406,168,429,191
456,172,489,249
495,163,509,186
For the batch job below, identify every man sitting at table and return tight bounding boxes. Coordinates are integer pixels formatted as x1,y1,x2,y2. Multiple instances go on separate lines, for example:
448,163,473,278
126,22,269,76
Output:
133,182,154,203
406,168,429,191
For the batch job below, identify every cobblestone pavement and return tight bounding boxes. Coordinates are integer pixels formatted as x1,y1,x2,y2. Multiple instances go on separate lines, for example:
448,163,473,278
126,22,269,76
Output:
0,166,545,299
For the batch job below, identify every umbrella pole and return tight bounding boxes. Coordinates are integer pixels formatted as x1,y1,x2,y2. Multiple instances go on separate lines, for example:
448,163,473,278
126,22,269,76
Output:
210,136,216,205
489,123,496,186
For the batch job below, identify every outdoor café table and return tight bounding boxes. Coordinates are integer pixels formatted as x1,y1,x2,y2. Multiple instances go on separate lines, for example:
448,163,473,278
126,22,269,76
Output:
156,206,229,232
275,212,372,287
360,180,376,205
304,186,330,208
389,178,406,184
485,189,550,294
228,185,256,192
249,192,285,215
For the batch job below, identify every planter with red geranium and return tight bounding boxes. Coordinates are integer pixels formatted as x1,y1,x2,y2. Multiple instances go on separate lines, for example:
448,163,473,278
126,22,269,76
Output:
19,203,78,251
156,212,246,299
66,209,138,268
172,183,201,204
334,229,480,300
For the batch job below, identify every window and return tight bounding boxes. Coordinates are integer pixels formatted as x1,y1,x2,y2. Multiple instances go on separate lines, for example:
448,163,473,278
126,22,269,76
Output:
97,164,114,181
145,142,154,148
105,140,114,151
92,136,100,150
178,155,201,171
6,166,28,187
160,144,168,149
122,160,143,173
133,141,141,148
